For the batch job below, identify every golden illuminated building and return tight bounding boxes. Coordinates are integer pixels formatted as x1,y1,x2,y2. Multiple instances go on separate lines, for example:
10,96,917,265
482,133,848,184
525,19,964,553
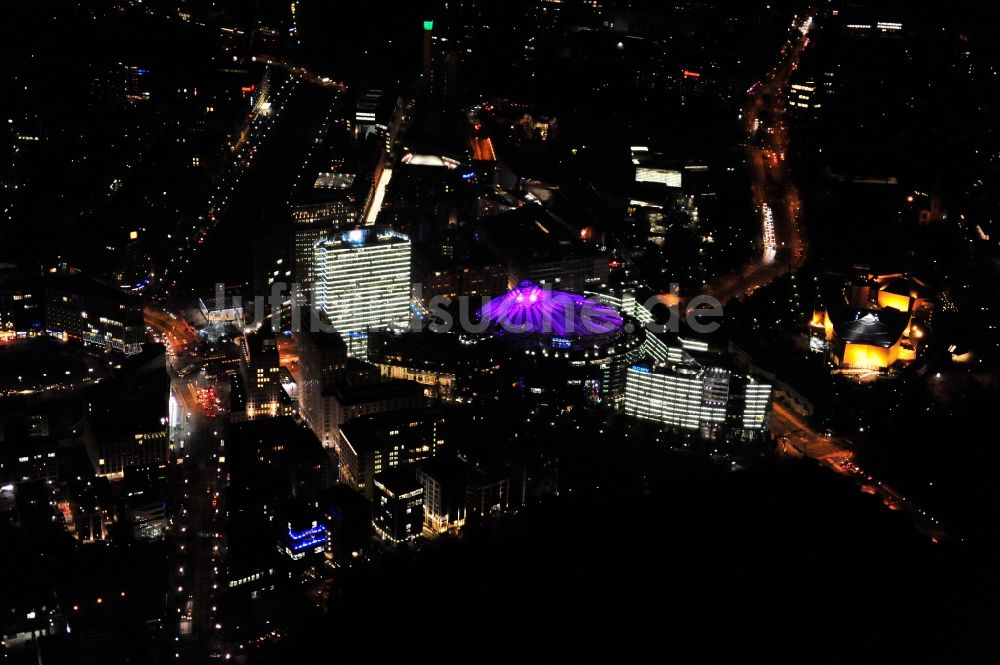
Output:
812,272,934,372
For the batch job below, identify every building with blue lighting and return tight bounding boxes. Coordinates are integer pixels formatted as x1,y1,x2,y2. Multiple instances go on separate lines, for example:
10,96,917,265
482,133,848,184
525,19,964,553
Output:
281,520,330,561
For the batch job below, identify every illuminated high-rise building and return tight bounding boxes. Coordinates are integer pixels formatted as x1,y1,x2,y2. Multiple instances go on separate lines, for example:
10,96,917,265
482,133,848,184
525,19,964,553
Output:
789,81,822,111
237,325,294,421
372,466,424,544
314,227,411,357
337,408,444,498
624,351,772,443
124,64,151,103
417,455,467,535
291,200,358,306
729,375,772,435
295,318,348,437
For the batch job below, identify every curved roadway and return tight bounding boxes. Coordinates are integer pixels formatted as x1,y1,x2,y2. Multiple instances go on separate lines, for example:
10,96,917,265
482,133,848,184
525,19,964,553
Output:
703,13,811,305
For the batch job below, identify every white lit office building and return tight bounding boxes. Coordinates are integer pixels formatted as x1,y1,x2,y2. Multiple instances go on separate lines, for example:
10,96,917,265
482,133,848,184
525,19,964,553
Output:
314,227,411,357
624,351,772,443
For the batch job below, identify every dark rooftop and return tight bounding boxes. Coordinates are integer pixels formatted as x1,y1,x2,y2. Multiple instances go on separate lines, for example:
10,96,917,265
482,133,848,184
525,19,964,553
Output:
88,349,169,436
878,275,934,301
230,416,324,464
0,267,140,309
373,464,423,496
478,204,605,265
328,377,424,407
339,408,442,454
829,306,910,348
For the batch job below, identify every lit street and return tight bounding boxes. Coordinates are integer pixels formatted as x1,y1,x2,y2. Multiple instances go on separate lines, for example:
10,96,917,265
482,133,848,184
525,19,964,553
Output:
702,14,810,305
161,314,231,659
771,401,947,541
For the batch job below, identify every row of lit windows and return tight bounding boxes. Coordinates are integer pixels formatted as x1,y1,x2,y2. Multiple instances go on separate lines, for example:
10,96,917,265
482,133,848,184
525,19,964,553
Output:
626,367,772,432
229,569,274,588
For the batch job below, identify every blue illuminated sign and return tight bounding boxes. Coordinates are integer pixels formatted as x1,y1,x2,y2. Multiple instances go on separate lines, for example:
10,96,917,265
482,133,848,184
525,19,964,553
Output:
288,524,328,552
288,525,326,540
292,536,327,551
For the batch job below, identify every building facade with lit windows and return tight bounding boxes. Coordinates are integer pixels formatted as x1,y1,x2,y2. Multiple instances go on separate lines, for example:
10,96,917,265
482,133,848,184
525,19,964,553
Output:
291,200,359,306
82,346,171,479
418,455,468,535
372,466,425,544
311,378,425,449
314,227,411,357
91,431,170,479
624,352,772,443
237,326,294,420
336,408,443,499
416,260,510,302
789,82,822,111
295,319,348,435
0,268,144,354
0,436,60,485
366,328,505,403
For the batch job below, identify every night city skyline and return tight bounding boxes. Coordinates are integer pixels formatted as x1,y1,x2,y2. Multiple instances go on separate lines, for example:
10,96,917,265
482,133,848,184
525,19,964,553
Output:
3,0,1000,661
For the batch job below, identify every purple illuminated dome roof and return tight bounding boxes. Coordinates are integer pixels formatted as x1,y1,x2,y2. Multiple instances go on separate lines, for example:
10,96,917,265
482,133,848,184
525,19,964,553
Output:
478,281,623,337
